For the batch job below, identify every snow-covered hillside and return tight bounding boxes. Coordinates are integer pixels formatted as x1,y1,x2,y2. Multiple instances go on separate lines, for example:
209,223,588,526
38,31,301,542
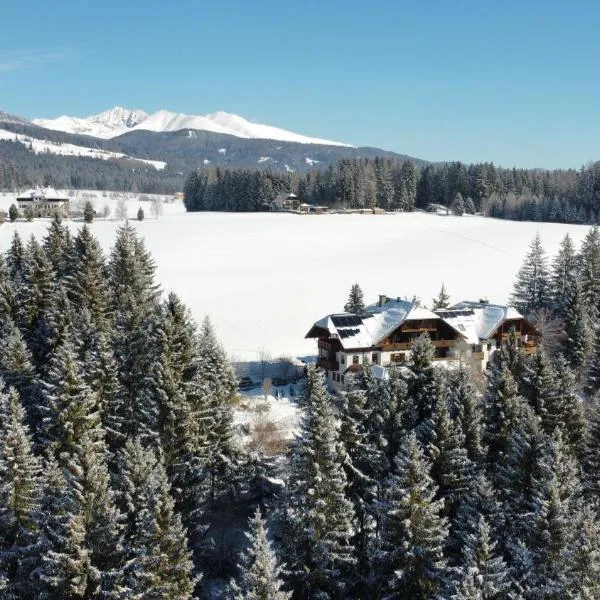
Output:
33,106,353,147
0,128,166,169
0,203,589,361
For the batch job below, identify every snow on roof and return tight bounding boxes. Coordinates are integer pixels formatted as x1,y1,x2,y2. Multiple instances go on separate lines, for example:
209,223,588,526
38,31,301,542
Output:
437,300,526,342
307,298,447,350
17,187,68,201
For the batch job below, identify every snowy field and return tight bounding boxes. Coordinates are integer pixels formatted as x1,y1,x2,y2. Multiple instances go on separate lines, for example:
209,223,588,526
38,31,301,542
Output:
0,191,592,362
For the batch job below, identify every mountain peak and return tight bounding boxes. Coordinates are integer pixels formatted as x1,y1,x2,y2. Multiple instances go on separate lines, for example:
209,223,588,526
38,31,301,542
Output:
32,106,353,147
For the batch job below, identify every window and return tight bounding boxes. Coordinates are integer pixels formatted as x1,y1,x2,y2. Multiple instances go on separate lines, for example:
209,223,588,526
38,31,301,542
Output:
390,353,406,363
487,343,492,351
371,353,379,364
341,375,345,384
341,355,345,365
352,355,359,365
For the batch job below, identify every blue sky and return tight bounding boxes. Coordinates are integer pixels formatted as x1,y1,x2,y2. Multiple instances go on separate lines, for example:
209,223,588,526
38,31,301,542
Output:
1,0,599,168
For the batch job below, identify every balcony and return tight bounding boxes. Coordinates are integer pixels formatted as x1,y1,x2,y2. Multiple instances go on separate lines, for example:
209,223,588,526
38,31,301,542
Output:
317,357,339,371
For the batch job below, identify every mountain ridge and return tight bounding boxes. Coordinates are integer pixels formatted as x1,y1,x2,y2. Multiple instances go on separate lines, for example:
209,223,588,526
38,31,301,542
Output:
33,106,354,147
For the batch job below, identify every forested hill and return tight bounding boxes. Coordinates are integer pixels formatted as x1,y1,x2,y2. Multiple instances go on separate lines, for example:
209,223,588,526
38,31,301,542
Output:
0,114,425,194
184,159,600,224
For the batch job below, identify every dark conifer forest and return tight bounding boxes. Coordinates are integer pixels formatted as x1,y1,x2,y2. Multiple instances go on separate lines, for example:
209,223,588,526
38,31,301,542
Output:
1,218,600,598
184,159,600,225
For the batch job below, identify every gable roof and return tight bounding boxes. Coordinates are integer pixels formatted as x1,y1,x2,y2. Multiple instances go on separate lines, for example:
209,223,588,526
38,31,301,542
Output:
435,300,530,343
17,187,69,201
306,298,462,350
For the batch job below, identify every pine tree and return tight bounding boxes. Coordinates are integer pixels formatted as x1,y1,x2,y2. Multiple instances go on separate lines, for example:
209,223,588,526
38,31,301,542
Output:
0,322,38,423
0,387,45,597
583,396,600,499
566,503,600,598
407,333,441,433
344,283,366,314
43,213,72,279
39,456,98,598
551,233,577,317
448,367,485,464
528,433,582,598
453,516,510,600
452,192,465,216
66,224,109,330
563,279,591,375
432,283,451,310
137,206,144,221
0,254,13,322
197,316,240,502
376,432,450,599
282,367,355,598
585,323,600,397
118,438,197,599
84,201,94,223
230,508,291,600
8,203,18,222
338,387,385,576
578,226,600,318
510,233,552,315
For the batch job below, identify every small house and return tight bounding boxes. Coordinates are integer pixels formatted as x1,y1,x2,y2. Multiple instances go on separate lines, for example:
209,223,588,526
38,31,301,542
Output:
17,187,69,218
271,192,300,212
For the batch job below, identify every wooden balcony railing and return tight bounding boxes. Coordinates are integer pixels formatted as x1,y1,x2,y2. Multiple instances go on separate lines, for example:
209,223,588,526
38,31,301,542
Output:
317,357,339,371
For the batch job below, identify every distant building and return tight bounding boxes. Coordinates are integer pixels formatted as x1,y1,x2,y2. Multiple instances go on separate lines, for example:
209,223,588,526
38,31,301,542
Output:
17,187,69,218
271,192,300,212
306,295,539,391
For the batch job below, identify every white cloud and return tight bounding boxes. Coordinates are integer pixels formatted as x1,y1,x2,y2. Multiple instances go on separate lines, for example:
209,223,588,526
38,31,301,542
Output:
0,50,63,73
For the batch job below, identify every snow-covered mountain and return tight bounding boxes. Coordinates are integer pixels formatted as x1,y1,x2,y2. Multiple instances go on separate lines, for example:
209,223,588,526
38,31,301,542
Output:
33,106,352,147
34,107,149,139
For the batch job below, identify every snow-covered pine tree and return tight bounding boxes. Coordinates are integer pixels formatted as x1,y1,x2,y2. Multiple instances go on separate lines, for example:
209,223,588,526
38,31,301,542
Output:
197,316,240,502
43,213,72,279
451,192,465,216
282,367,356,598
37,334,102,456
447,366,485,465
338,386,385,577
39,455,99,598
344,283,366,314
510,233,552,315
425,395,476,520
583,395,600,499
550,233,577,317
230,508,291,600
66,224,110,330
0,322,38,424
118,438,197,599
5,232,25,283
566,503,600,598
521,349,556,427
432,282,451,310
547,355,586,457
563,279,591,375
0,386,45,597
0,254,13,322
407,333,442,434
528,432,582,598
584,323,600,397
375,432,450,599
15,236,58,368
578,225,600,319
483,360,528,468
453,516,510,600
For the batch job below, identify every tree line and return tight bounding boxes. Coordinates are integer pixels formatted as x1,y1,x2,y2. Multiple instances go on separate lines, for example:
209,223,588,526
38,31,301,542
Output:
184,159,600,224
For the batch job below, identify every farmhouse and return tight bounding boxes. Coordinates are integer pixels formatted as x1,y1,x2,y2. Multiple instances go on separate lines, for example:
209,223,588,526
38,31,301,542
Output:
271,192,300,212
17,187,70,218
305,295,539,391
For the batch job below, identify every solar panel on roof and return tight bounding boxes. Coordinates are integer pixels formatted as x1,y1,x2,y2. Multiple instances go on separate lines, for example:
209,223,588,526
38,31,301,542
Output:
332,315,362,327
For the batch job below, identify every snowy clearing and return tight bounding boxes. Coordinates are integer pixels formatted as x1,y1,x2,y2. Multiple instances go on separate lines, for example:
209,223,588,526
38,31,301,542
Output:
0,197,591,361
0,128,166,170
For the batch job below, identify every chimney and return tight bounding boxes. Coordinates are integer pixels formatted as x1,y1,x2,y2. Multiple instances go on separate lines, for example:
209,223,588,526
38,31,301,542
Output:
479,298,489,304
378,294,388,307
